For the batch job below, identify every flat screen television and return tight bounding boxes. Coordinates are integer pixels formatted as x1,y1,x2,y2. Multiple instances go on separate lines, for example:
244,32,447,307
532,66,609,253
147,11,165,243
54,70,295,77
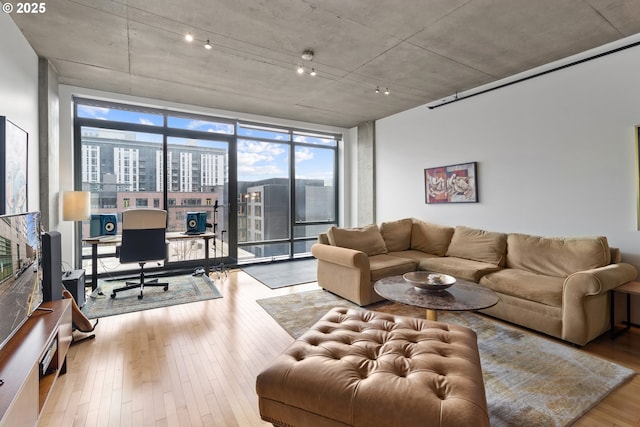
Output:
0,211,43,351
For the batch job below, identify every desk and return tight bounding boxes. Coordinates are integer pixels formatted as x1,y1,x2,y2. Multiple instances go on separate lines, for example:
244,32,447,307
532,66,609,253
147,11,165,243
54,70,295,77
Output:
83,232,216,290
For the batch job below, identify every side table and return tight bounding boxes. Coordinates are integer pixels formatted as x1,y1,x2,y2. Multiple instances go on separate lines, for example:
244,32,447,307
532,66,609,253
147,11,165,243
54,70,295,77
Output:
610,281,640,338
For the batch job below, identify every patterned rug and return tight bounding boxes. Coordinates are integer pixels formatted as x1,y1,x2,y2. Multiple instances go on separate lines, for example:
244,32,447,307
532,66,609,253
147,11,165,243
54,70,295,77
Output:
82,274,222,319
257,289,636,427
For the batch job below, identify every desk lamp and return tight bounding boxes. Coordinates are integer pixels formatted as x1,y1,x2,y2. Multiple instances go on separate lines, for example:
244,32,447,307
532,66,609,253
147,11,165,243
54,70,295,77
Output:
62,191,91,269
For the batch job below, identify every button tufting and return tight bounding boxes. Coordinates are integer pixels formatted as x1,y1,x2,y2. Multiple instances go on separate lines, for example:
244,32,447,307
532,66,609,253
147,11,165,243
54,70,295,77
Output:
256,307,489,427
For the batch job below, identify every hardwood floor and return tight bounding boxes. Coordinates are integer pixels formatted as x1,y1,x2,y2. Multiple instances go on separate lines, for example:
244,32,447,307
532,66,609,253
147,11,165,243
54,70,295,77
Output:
38,271,640,427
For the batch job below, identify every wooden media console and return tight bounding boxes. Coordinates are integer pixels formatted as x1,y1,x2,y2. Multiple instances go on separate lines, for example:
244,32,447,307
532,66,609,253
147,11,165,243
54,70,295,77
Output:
0,299,72,427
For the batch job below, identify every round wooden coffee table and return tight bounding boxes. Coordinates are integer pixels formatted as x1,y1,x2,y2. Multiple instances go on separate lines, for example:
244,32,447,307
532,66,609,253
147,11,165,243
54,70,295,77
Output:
374,273,499,321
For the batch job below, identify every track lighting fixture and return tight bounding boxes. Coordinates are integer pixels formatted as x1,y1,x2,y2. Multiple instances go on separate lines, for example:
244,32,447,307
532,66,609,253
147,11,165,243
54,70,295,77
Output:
384,88,390,95
185,32,194,42
204,39,212,50
375,86,380,94
295,49,318,76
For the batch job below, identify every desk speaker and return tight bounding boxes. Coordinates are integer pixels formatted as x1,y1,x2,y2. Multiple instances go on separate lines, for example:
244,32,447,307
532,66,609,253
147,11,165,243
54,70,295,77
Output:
186,212,207,234
90,214,118,237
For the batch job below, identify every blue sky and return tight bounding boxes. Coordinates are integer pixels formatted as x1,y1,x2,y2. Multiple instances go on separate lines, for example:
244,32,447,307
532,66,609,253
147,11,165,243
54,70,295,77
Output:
79,105,336,185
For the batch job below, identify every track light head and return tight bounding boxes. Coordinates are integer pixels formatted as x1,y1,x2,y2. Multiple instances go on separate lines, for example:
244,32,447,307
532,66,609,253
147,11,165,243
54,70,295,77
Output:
375,86,380,94
384,88,390,95
297,64,305,74
204,39,212,50
310,68,316,76
185,32,194,42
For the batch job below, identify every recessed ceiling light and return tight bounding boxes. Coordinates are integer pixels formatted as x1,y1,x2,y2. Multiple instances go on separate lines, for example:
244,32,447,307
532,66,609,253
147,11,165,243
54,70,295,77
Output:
185,32,194,42
204,39,212,50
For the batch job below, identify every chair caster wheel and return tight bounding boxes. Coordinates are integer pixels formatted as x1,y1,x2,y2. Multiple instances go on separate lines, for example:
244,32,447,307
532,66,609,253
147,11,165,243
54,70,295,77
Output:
163,285,168,291
138,293,143,300
110,293,116,299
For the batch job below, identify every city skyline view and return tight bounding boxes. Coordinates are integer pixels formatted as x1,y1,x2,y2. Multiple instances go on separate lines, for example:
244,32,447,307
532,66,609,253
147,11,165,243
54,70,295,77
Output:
76,99,339,265
78,105,336,185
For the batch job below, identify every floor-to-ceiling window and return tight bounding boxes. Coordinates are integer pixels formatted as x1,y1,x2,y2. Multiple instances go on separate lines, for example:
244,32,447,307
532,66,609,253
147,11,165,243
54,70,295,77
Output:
236,123,338,263
73,98,339,275
292,132,337,255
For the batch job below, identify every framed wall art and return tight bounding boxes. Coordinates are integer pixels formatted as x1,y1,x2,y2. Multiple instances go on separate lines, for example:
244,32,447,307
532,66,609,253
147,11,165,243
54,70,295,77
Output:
0,117,29,215
425,161,478,204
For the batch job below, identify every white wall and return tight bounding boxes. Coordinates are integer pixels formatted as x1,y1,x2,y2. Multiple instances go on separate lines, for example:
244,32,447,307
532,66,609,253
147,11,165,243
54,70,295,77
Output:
0,13,39,213
376,40,640,272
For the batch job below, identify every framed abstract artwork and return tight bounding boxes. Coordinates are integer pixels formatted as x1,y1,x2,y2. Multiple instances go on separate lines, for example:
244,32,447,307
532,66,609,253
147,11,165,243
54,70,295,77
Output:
0,117,28,214
425,161,478,204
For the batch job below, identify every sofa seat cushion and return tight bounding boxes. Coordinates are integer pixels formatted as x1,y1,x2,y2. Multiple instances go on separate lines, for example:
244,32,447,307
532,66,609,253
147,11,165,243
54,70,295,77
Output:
506,233,610,278
369,254,417,281
419,257,502,283
387,249,440,263
380,218,413,252
327,224,388,256
480,269,563,307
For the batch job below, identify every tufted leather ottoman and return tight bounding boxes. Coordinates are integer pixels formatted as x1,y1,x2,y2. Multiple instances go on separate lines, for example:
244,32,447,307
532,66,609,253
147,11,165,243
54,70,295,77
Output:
256,307,489,427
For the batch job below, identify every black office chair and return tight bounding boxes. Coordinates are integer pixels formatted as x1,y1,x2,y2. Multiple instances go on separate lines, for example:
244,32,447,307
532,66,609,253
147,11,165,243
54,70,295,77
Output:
111,208,169,300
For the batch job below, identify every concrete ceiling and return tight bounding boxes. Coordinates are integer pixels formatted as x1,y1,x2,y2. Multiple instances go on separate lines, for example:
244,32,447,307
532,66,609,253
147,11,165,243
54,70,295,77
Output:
10,0,640,128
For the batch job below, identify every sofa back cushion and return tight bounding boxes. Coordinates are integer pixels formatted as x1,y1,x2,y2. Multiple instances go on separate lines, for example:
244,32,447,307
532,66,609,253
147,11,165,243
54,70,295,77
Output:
410,220,454,256
327,224,388,256
506,233,611,277
380,218,413,252
445,226,507,266
318,233,330,245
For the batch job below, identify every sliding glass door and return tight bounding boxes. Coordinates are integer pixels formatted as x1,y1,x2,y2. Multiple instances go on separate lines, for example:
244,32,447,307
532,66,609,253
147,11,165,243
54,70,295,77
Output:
237,131,291,261
236,124,338,263
293,137,337,255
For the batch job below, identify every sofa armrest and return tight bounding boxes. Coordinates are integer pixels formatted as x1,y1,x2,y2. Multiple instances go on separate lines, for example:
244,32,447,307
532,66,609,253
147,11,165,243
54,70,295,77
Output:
311,243,374,306
564,262,638,297
311,243,369,270
562,262,638,345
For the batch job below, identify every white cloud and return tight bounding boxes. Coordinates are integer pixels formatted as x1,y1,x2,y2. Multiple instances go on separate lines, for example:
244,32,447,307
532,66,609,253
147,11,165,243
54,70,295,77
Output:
186,120,233,134
139,118,154,125
78,105,110,120
237,140,288,177
295,147,314,163
238,141,286,165
238,164,283,176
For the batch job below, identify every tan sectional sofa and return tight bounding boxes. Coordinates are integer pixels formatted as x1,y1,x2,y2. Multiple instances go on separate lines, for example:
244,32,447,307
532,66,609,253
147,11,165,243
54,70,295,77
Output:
311,218,638,346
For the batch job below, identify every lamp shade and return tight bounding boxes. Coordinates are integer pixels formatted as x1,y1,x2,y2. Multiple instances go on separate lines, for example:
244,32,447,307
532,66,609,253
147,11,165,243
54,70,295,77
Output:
62,191,91,221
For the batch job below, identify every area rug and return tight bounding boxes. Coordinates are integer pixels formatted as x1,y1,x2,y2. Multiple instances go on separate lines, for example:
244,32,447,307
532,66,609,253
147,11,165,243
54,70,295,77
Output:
256,289,636,427
242,258,317,289
82,274,222,319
